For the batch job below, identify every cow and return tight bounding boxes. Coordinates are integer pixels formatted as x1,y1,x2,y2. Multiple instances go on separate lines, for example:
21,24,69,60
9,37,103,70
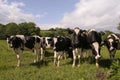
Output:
71,27,83,67
71,28,102,67
7,35,43,67
87,29,102,67
53,36,72,67
104,33,120,60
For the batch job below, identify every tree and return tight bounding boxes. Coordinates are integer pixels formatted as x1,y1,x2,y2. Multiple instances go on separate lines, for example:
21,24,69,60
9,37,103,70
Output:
0,23,6,39
117,23,120,31
18,22,40,36
6,22,19,36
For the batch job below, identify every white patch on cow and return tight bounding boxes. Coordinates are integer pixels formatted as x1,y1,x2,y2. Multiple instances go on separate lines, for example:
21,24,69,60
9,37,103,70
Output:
92,42,101,59
44,37,52,48
53,37,57,45
111,34,120,41
108,38,113,43
108,38,114,51
88,29,96,33
74,28,80,35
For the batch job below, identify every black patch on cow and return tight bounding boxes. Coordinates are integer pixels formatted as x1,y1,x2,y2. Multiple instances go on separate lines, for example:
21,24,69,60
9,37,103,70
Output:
25,37,35,49
88,31,101,44
55,37,65,52
71,31,82,48
10,36,23,48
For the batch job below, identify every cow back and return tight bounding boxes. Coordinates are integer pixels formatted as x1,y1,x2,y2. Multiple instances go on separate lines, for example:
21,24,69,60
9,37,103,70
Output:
88,31,101,44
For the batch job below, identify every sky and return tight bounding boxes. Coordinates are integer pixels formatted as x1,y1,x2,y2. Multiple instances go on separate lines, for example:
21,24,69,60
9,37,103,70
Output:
0,0,120,32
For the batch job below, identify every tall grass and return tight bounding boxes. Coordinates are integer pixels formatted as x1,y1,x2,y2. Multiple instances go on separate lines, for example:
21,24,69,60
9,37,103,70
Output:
0,40,120,80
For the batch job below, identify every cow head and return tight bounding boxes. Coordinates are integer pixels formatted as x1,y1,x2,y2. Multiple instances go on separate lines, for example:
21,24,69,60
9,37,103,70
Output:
104,34,118,52
72,27,82,46
7,36,23,48
73,27,81,35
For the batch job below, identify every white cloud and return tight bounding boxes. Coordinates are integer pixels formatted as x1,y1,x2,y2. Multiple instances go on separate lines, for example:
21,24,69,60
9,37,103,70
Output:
37,24,67,30
0,0,42,24
35,12,47,18
0,0,35,24
60,0,120,32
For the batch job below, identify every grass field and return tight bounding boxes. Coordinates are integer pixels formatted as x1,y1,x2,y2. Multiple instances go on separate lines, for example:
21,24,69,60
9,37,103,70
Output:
0,40,120,80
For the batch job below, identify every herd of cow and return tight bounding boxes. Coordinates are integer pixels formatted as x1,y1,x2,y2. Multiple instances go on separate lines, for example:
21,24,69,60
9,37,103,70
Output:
7,27,120,67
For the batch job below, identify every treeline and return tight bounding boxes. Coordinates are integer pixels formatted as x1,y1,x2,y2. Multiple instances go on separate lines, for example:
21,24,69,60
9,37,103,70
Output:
41,28,114,41
0,22,40,39
0,22,119,41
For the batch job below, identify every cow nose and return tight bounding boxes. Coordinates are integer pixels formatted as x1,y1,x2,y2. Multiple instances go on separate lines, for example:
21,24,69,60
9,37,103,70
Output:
110,47,114,51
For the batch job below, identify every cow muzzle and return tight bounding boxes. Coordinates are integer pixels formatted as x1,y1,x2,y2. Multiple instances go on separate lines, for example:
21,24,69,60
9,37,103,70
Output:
109,46,114,51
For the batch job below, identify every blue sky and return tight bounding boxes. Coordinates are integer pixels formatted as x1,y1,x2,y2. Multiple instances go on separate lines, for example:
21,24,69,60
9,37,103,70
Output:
0,0,120,32
8,0,79,24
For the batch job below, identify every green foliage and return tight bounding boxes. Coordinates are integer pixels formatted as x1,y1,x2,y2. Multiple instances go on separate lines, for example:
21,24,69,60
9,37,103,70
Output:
18,22,40,36
41,28,72,37
0,22,41,39
6,22,19,36
107,60,120,80
0,24,6,39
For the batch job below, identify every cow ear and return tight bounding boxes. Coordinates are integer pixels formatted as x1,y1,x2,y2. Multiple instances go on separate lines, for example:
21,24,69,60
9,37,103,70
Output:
115,39,119,43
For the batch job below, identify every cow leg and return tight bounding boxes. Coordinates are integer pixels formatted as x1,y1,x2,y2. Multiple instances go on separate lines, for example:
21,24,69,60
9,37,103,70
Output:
54,51,57,65
40,48,44,61
78,48,82,67
110,50,116,60
88,49,92,63
57,52,61,67
63,51,66,60
14,48,23,67
96,59,99,67
34,49,39,63
72,49,76,67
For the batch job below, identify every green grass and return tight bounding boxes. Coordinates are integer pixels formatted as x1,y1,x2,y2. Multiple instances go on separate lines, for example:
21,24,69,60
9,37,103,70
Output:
0,40,120,80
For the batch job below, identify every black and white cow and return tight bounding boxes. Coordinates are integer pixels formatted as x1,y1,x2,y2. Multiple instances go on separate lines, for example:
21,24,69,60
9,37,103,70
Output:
87,29,102,67
53,36,72,67
71,27,83,67
7,35,43,67
42,37,54,49
104,33,120,60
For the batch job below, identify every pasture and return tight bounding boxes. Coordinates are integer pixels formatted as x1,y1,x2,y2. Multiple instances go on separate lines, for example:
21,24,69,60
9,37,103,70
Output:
0,40,120,80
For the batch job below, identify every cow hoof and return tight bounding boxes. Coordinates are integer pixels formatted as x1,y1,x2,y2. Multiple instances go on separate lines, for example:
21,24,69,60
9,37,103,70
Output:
77,65,80,67
72,65,75,68
17,64,20,67
95,55,101,59
96,63,99,67
34,60,37,63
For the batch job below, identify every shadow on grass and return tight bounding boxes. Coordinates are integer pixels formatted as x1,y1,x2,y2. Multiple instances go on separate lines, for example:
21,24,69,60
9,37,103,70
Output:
44,49,54,57
99,59,112,68
30,60,49,68
30,49,54,68
99,58,120,68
